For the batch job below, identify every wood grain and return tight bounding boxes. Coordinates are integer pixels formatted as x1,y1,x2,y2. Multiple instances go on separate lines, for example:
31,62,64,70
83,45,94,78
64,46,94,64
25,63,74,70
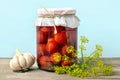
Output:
0,58,120,80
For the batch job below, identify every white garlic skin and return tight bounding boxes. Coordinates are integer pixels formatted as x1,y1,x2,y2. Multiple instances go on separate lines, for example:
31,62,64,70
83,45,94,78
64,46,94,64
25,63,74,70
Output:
9,56,22,71
9,52,35,71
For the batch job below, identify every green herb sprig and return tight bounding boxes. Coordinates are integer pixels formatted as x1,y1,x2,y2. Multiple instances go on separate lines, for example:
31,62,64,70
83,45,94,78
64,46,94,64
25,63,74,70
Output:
54,36,113,78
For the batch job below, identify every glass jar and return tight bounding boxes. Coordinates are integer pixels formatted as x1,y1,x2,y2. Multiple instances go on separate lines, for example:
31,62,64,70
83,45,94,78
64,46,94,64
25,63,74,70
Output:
35,8,79,71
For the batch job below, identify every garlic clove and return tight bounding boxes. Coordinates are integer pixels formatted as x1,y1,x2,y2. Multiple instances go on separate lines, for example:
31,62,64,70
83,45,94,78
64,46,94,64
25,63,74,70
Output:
23,53,35,68
29,53,35,60
27,53,35,63
18,54,27,69
9,59,18,71
9,56,22,71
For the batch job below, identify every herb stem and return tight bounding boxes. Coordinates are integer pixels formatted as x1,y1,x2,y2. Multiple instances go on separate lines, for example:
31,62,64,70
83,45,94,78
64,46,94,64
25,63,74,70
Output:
81,42,84,63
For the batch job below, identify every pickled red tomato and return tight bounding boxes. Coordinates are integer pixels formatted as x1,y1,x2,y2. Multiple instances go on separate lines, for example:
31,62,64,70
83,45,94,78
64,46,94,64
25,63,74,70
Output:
37,44,48,56
49,26,64,33
40,27,49,35
61,60,73,67
56,26,65,33
47,26,64,38
37,31,47,43
61,45,69,55
54,32,67,45
39,56,50,67
61,45,73,58
46,38,58,54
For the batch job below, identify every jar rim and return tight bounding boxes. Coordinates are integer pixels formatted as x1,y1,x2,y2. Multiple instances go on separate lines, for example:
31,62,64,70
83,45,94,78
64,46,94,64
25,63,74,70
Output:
37,8,76,15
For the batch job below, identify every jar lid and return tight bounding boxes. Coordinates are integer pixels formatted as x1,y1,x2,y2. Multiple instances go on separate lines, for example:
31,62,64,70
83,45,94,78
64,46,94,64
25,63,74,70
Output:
38,8,76,15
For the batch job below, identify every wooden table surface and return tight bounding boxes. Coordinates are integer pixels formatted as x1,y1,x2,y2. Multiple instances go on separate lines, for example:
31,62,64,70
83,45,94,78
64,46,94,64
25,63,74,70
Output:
0,58,120,80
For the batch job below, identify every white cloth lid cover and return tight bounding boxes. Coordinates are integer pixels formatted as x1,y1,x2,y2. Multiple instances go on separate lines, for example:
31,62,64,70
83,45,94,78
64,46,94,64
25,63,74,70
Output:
37,8,76,15
35,8,80,28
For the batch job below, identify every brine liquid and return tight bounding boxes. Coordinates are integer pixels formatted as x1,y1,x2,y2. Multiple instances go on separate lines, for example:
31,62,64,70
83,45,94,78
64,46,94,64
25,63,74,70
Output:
36,26,77,71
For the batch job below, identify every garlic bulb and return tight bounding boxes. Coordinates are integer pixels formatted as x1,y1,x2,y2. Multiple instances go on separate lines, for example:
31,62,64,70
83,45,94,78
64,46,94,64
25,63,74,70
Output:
9,49,35,71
